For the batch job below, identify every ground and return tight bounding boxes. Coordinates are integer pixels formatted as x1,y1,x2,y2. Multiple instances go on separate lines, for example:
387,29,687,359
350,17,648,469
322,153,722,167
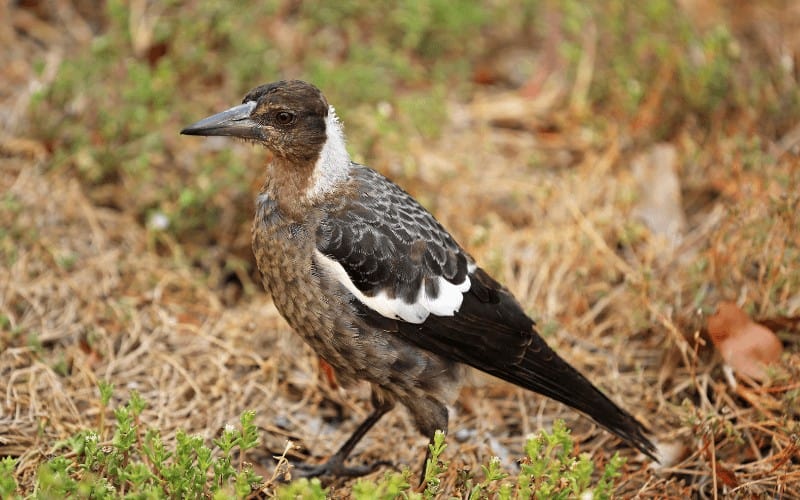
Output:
1,1,799,498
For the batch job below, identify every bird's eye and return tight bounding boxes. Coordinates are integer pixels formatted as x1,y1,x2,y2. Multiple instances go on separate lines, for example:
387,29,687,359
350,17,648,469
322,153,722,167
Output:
275,111,294,126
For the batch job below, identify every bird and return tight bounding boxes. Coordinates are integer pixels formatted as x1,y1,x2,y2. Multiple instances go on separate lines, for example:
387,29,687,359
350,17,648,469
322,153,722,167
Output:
181,79,657,480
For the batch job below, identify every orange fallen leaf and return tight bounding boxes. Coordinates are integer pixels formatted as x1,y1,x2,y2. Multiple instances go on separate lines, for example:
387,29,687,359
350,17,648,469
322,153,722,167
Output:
715,462,740,488
318,357,339,389
707,302,783,381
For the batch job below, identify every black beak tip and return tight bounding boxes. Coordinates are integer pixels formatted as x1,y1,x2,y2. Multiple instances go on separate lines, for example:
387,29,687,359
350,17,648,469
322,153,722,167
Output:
180,121,212,136
180,101,258,138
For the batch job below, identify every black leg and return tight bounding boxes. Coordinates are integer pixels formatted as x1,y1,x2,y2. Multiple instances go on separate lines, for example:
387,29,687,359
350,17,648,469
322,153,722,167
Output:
416,433,438,487
405,397,449,488
287,394,395,479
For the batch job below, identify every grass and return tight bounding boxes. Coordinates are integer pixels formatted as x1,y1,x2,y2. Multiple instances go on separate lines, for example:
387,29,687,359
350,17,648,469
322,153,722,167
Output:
1,389,263,498
0,384,623,499
25,0,796,269
2,0,799,497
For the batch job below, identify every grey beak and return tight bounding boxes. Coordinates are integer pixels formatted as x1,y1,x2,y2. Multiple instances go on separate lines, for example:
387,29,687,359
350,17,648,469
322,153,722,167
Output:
181,101,262,139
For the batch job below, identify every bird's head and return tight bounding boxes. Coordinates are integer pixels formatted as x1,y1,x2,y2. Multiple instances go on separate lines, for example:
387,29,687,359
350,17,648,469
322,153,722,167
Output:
181,80,336,164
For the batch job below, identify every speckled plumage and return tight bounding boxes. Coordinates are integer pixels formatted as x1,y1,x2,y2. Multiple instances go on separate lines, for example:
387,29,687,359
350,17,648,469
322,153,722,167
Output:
182,80,656,480
252,169,462,408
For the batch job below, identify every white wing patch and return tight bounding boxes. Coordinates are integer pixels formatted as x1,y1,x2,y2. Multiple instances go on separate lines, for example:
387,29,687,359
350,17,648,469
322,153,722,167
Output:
418,276,470,317
314,250,471,324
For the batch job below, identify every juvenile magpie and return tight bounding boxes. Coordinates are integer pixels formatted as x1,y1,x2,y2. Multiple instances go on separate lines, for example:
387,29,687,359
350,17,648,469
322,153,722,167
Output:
181,80,656,479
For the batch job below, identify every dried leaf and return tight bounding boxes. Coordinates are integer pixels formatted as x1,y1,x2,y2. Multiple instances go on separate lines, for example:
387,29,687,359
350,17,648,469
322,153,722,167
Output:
318,357,339,389
715,462,740,488
708,302,783,381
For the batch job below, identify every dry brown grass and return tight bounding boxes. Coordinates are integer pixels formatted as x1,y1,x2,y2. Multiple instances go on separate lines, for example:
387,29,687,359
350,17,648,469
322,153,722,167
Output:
2,2,800,498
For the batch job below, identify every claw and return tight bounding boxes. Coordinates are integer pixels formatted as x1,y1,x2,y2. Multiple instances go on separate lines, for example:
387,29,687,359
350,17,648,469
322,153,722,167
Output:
290,458,393,479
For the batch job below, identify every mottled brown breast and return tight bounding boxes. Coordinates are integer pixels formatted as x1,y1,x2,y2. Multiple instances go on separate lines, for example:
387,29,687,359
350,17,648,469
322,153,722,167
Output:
250,184,462,404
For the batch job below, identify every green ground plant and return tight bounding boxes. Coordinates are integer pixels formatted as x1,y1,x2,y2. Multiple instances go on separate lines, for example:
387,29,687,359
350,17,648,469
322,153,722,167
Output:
5,382,625,498
6,384,263,499
273,424,625,499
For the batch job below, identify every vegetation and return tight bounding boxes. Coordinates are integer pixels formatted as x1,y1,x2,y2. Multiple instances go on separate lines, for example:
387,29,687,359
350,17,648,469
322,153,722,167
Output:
0,384,623,498
2,0,798,497
26,0,796,264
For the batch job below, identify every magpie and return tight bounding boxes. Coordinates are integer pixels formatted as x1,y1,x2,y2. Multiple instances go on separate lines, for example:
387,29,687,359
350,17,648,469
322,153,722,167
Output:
181,80,656,479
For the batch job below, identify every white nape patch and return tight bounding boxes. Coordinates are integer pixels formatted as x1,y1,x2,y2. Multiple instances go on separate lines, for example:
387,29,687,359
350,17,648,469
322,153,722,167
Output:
306,106,351,199
315,250,472,324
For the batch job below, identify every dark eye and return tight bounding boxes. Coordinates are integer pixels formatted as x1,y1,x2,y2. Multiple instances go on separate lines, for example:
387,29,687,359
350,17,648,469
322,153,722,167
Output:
275,111,294,126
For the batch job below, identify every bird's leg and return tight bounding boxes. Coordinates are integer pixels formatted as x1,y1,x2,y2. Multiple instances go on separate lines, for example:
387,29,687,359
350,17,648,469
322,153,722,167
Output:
288,393,395,479
407,399,449,488
416,434,438,488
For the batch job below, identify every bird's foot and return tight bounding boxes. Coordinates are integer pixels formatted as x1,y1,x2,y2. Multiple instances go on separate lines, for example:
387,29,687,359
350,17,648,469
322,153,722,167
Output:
290,457,392,479
273,455,393,482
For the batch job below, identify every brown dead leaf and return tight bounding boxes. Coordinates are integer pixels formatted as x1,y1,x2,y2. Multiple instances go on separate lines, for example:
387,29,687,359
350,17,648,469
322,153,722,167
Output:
708,302,783,381
715,462,740,488
318,357,339,389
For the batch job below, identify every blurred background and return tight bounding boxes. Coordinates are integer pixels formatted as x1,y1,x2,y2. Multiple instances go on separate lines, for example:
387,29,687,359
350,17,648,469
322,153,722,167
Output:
1,0,798,497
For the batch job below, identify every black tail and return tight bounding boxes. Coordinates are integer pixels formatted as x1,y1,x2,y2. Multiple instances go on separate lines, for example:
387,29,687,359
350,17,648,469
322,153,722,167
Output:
382,267,657,460
488,332,657,460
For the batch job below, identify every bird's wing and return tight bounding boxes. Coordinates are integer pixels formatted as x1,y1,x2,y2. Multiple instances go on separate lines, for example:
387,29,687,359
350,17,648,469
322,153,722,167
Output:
315,165,656,459
315,166,473,324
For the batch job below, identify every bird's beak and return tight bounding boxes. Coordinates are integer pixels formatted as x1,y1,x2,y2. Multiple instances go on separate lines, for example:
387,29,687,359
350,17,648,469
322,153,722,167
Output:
181,101,262,140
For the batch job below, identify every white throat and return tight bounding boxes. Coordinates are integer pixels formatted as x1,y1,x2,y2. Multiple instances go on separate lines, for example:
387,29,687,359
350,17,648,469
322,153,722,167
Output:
306,106,351,199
